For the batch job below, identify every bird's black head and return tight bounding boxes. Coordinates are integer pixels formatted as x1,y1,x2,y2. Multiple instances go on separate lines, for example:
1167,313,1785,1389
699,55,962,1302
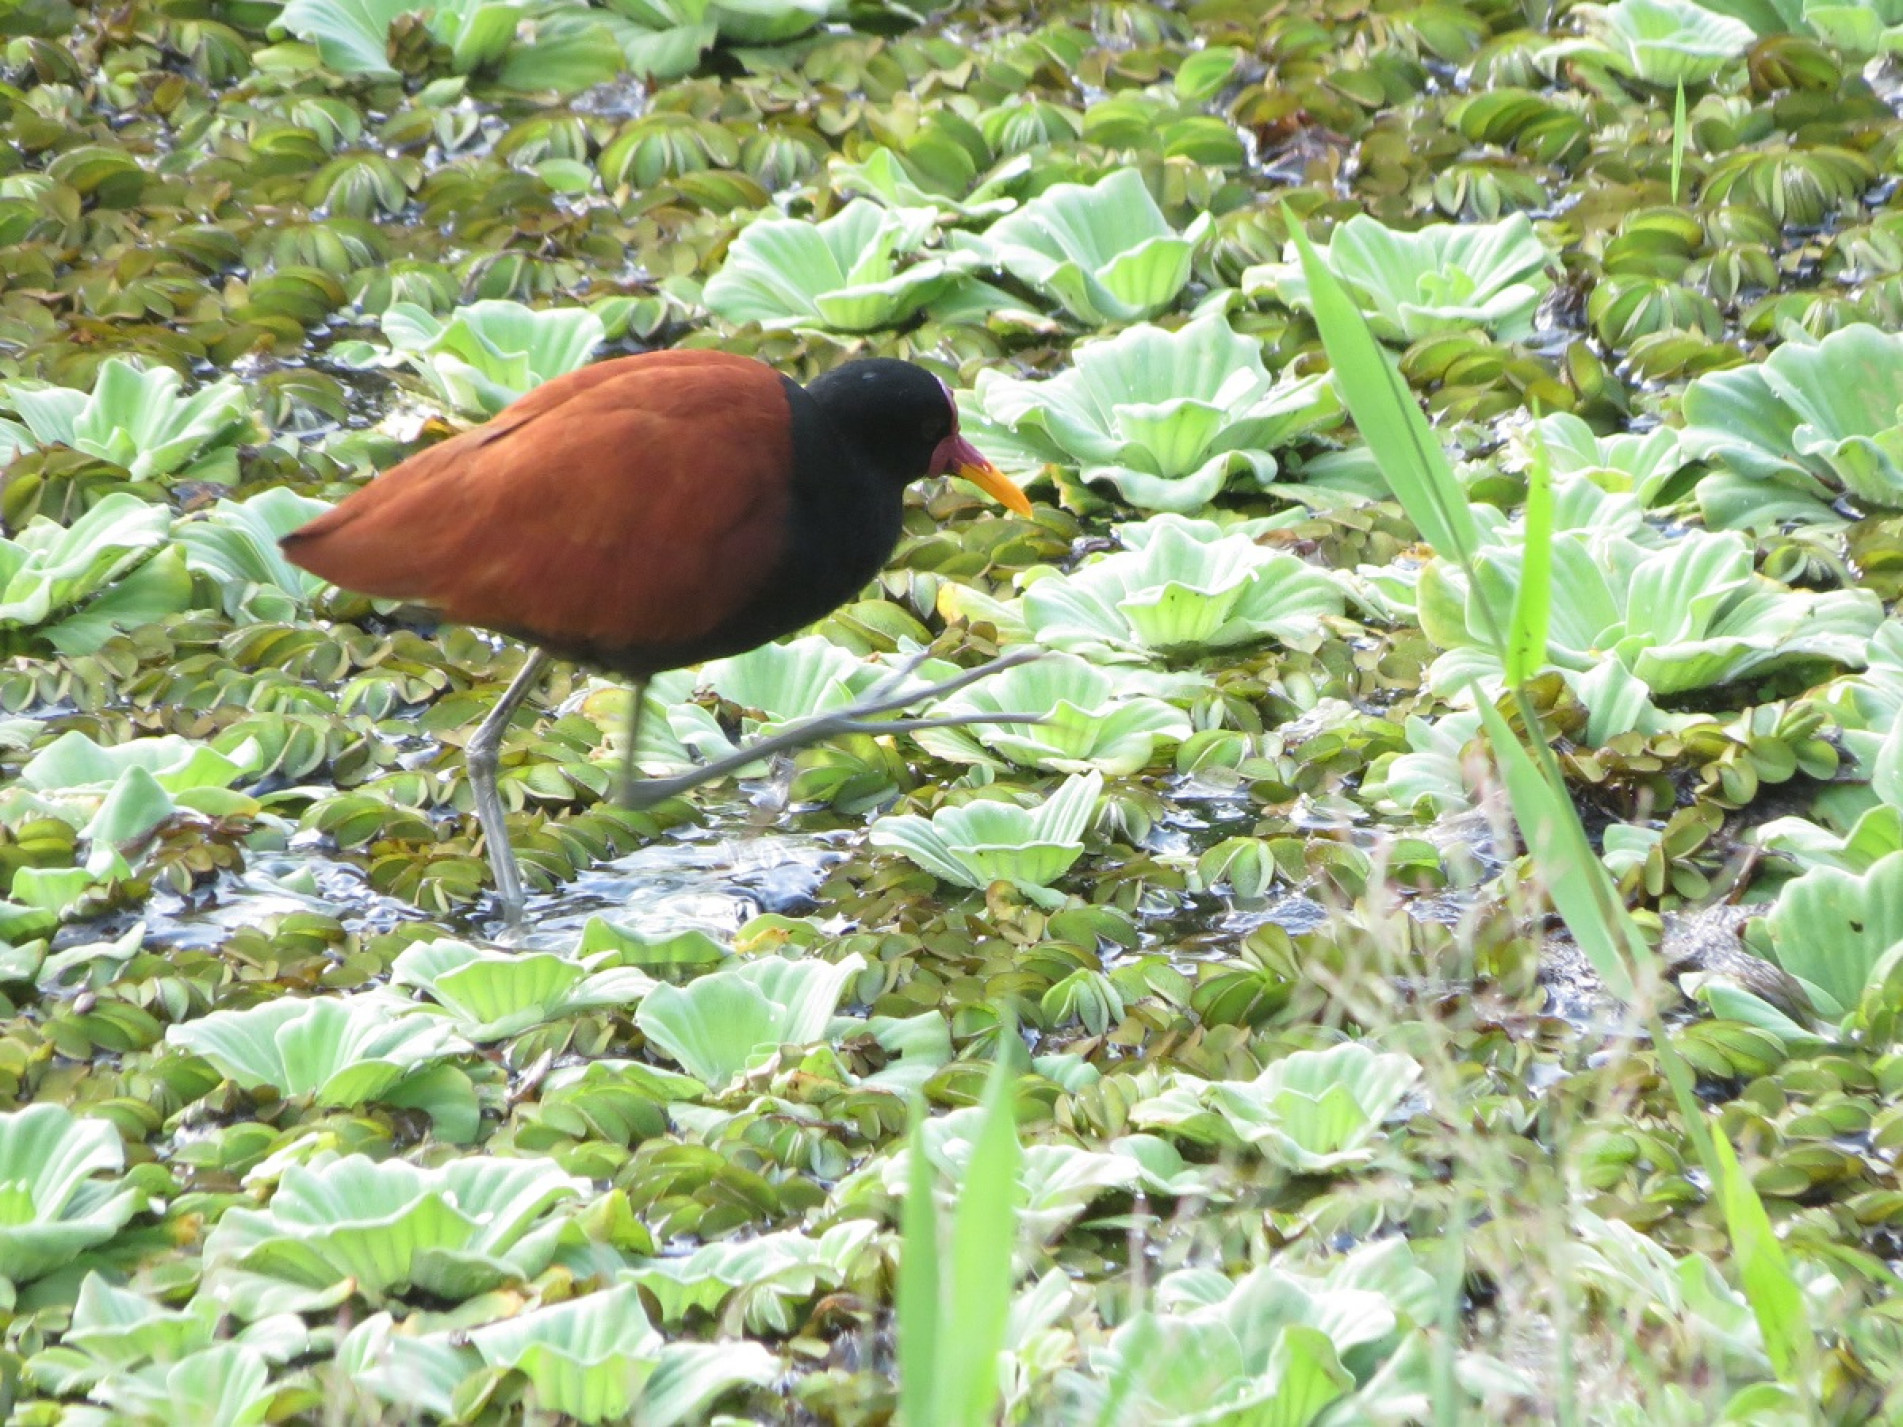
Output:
803,358,1032,513
803,359,959,484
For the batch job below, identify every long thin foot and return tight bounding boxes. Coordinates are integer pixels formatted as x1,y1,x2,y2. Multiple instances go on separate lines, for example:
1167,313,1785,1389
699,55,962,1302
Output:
621,646,1048,811
618,677,648,807
468,648,551,923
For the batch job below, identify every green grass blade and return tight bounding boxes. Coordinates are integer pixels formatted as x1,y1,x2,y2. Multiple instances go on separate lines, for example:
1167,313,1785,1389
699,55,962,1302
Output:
1708,1086,1814,1382
1284,206,1489,584
1505,421,1552,685
896,1098,942,1427
1473,691,1638,1002
1670,81,1688,205
940,1051,1021,1427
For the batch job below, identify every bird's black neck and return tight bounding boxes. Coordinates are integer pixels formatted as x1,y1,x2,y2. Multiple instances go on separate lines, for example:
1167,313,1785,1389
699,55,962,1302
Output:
755,373,906,632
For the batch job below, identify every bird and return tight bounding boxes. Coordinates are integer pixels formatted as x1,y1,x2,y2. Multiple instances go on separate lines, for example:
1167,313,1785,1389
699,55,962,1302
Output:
280,349,1035,920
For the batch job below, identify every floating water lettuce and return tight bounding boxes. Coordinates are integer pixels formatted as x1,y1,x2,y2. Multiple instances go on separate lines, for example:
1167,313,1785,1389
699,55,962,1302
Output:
1758,632,1903,872
337,1284,777,1425
5,729,258,882
1555,0,1756,83
1681,325,1903,522
828,147,1026,220
705,634,898,724
634,952,867,1086
27,1275,311,1420
276,0,529,78
1018,515,1345,663
620,1221,879,1332
176,486,332,622
0,493,192,655
1760,850,1903,1022
353,299,607,417
1797,0,1903,56
1248,213,1554,343
707,0,834,42
0,1104,144,1288
703,200,979,332
389,937,655,1042
863,1100,1146,1238
967,314,1339,511
1363,709,1486,817
1063,1241,1446,1427
1130,1042,1422,1171
204,1154,588,1312
0,357,252,484
1420,526,1882,711
19,730,250,798
868,770,1101,908
1567,1210,1782,1384
912,651,1194,774
167,995,474,1132
952,169,1209,325
1518,411,1688,508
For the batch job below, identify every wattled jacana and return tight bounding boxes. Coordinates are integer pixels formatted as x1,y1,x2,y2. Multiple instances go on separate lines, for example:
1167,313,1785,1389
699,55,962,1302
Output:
280,350,1035,919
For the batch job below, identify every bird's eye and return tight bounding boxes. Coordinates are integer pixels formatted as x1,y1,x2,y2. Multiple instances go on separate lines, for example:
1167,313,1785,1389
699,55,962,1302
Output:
922,418,945,442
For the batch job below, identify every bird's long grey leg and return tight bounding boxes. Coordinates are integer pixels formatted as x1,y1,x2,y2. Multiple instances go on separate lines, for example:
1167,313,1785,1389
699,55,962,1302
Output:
622,647,1048,810
617,677,648,809
468,648,551,923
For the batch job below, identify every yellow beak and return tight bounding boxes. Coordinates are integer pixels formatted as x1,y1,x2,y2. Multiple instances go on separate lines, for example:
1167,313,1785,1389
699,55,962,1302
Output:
953,454,1034,517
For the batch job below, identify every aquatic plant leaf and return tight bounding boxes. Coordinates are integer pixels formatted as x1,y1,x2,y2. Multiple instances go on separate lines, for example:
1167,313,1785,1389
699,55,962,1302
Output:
26,1274,310,1400
276,0,526,77
635,952,867,1085
0,493,184,644
969,315,1339,511
21,730,249,798
1073,1246,1432,1426
83,1341,278,1427
913,651,1193,774
952,170,1210,325
0,1104,141,1288
703,633,888,722
1765,849,1903,1019
2,358,251,483
621,1221,879,1333
378,299,606,417
177,487,331,622
1683,324,1903,513
205,1154,586,1307
1131,1043,1421,1171
1520,412,1688,507
868,772,1102,906
829,147,1027,220
1423,526,1881,704
1251,214,1554,343
1019,516,1343,662
21,730,249,795
167,995,470,1105
1558,0,1755,82
704,200,979,333
706,0,832,42
390,938,651,1041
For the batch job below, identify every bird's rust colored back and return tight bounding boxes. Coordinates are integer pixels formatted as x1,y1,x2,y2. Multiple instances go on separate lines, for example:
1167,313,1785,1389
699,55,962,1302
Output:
282,351,795,660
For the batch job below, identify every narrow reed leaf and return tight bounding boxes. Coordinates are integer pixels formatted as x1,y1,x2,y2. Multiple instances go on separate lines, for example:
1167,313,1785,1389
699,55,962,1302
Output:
897,1098,942,1427
1710,1120,1813,1383
1505,421,1553,685
1670,81,1688,205
1283,207,1490,594
941,1051,1021,1427
1473,691,1637,1001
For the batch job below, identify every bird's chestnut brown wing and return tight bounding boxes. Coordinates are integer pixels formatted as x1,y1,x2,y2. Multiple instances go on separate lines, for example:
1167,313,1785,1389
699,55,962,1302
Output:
281,352,795,651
